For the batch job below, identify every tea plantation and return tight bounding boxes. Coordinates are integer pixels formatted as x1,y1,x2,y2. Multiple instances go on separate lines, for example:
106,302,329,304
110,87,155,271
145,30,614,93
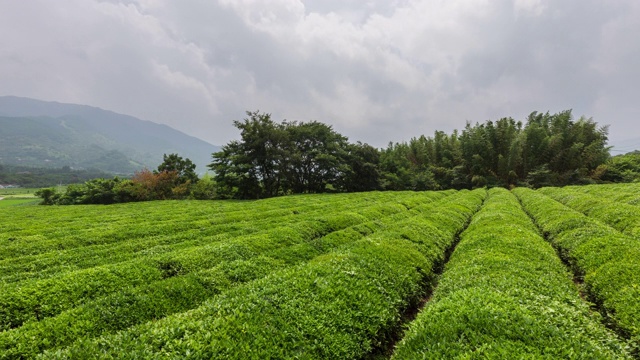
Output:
0,185,638,358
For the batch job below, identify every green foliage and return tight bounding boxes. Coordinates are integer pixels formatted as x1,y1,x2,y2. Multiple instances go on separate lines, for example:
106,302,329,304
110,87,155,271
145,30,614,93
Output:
34,154,199,205
39,190,483,359
34,187,59,205
5,185,640,357
210,111,288,199
0,198,38,207
340,142,381,192
515,187,640,354
189,173,217,200
210,111,381,199
156,153,198,185
598,151,640,182
282,119,351,194
540,186,640,238
0,195,392,329
393,188,630,359
2,193,425,283
380,110,610,190
566,182,640,206
0,191,452,357
379,140,442,191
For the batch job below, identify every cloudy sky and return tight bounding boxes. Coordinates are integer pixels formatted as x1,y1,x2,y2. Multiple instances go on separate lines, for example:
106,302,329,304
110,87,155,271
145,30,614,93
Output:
1,0,639,151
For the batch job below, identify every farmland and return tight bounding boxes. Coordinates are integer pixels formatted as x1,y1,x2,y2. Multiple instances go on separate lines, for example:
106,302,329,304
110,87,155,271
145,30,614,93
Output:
0,188,39,208
0,185,639,358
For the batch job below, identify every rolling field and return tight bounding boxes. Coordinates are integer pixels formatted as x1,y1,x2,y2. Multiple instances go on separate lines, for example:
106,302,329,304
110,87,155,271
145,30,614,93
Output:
0,185,638,358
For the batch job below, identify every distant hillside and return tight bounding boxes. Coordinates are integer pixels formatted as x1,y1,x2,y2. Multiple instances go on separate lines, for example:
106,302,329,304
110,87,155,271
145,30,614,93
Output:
0,96,220,174
0,163,113,188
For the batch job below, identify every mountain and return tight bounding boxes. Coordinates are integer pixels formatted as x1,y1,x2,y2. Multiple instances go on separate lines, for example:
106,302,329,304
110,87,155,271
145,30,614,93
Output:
0,96,220,174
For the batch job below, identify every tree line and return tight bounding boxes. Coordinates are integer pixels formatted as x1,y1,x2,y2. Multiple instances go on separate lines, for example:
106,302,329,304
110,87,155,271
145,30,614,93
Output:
602,150,640,182
36,154,216,205
211,110,612,199
384,110,613,190
37,109,633,204
0,164,112,188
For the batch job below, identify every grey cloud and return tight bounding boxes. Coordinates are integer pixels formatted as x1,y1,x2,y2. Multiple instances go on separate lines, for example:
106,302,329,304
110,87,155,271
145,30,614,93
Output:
1,0,639,149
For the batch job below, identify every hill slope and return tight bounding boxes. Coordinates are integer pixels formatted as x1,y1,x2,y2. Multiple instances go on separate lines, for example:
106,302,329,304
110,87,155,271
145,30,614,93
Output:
0,96,220,174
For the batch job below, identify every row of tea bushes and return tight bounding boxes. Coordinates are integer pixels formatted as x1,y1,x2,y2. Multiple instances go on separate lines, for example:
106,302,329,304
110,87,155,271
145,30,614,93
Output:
0,203,286,258
515,187,640,354
392,188,630,359
540,186,640,238
0,191,410,260
566,183,640,206
41,190,485,359
0,194,423,331
0,191,449,357
0,194,447,358
0,197,396,283
0,216,319,283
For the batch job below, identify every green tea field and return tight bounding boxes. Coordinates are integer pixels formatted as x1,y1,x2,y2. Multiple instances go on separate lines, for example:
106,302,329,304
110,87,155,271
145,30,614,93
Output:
1,185,639,358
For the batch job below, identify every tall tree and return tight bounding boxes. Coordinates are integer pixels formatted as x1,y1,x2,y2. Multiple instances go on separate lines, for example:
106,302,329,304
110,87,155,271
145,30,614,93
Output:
340,142,381,192
156,153,198,185
210,111,287,198
282,121,349,193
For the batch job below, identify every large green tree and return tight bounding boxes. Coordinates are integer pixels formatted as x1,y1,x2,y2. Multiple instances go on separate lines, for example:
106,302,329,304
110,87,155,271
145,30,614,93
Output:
210,111,287,199
340,142,381,192
210,111,379,198
156,153,198,185
282,120,350,194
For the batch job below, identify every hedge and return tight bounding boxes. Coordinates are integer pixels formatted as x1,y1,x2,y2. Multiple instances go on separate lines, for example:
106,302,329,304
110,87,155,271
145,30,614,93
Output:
392,188,630,359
